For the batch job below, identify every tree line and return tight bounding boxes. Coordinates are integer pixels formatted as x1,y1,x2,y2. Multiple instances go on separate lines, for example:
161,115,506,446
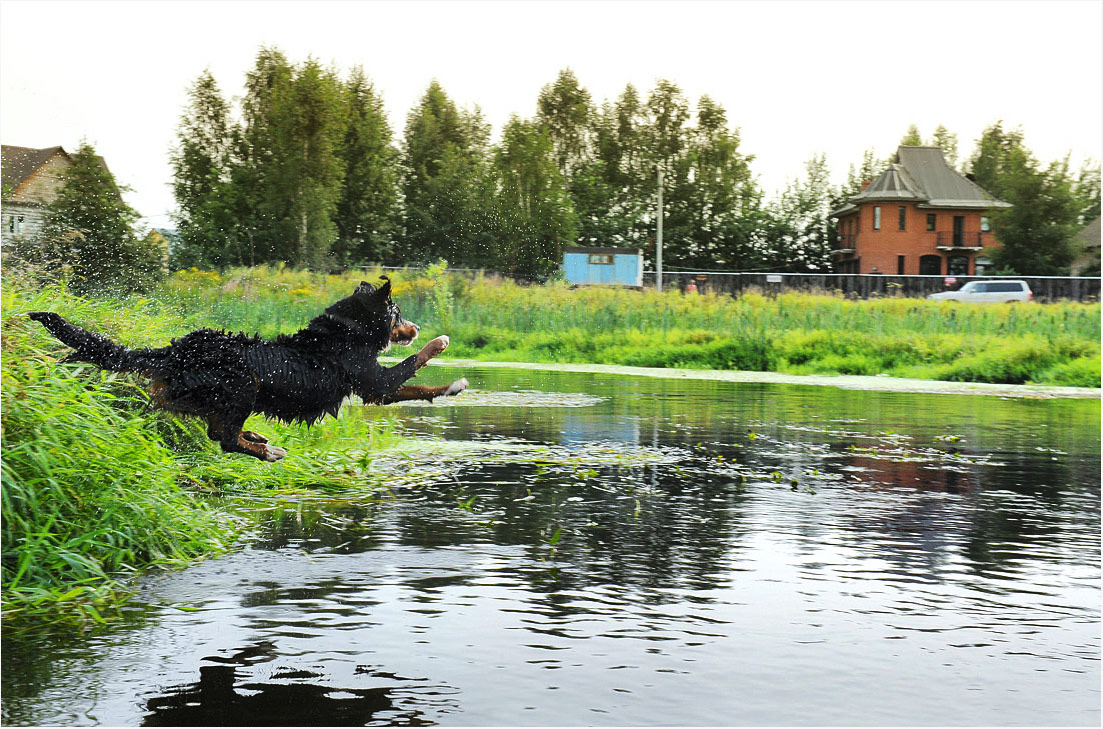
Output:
170,49,783,278
8,47,1098,292
169,49,1099,279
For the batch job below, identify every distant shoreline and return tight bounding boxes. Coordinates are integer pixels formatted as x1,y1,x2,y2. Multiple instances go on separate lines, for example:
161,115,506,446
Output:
391,358,1103,400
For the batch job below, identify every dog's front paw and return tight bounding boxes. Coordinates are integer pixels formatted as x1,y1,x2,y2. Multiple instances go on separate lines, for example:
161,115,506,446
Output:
416,335,450,367
429,335,450,354
262,445,287,462
444,377,468,396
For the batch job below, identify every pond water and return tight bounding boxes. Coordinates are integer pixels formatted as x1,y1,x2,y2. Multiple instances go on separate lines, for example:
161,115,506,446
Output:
2,367,1100,726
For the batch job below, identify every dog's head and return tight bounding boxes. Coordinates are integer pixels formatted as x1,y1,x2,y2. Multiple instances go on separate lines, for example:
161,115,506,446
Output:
324,276,419,352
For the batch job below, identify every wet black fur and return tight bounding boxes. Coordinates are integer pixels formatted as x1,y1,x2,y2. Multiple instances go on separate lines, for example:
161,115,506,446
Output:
28,278,429,460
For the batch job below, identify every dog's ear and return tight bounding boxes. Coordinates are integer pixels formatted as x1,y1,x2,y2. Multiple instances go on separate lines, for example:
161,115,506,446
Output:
356,280,376,295
375,275,391,298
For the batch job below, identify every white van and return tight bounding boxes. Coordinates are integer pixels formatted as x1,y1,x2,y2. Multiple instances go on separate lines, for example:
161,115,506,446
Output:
928,280,1033,303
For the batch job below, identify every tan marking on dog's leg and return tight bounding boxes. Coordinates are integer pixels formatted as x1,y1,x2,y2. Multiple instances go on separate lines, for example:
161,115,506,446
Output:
148,378,170,408
241,430,269,444
235,431,285,461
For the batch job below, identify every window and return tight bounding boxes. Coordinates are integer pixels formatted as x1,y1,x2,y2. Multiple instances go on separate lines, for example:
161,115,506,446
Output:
919,255,941,275
7,215,24,236
926,213,936,232
897,255,906,275
873,206,881,231
588,254,613,265
948,255,969,275
980,216,991,232
898,206,906,231
989,282,1025,293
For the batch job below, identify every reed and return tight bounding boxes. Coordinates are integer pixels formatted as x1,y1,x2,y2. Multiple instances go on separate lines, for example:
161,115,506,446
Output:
150,266,1101,387
1,277,400,626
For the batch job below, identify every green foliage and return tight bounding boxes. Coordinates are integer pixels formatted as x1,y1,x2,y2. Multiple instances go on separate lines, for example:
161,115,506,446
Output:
153,267,1099,388
400,80,498,267
0,276,403,625
967,123,1079,275
333,66,400,265
1036,355,1102,388
166,58,1095,279
495,116,578,279
536,68,593,177
1071,159,1101,225
763,154,836,272
900,124,923,146
169,70,241,268
17,142,161,294
931,124,960,169
172,48,401,270
1,285,231,624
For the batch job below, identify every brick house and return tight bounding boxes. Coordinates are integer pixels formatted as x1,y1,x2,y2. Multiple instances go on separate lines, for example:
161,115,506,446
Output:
830,146,1011,276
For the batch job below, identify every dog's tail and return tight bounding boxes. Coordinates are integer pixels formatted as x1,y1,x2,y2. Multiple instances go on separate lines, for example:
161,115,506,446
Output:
28,312,148,372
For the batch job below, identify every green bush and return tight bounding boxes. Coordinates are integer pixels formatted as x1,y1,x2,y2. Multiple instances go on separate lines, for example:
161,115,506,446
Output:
1,279,401,625
1034,356,1102,388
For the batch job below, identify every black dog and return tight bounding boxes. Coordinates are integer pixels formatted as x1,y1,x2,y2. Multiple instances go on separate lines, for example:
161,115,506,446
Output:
28,277,467,461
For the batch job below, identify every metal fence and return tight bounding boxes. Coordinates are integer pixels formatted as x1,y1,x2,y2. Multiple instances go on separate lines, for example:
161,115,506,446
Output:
642,271,1101,302
370,266,1101,302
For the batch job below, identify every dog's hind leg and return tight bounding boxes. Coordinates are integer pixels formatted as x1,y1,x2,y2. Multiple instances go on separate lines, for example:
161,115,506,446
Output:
206,416,267,445
209,412,285,462
240,430,269,444
381,379,468,404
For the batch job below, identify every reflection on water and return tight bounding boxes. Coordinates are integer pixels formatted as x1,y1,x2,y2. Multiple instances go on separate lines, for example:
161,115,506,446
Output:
143,659,451,727
2,367,1099,726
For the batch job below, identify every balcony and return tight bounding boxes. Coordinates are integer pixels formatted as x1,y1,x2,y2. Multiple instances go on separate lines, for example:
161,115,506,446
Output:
935,231,986,250
834,233,856,255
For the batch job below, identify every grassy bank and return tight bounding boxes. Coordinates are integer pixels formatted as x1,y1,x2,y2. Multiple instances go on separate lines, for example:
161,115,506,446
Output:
1,278,399,627
160,265,1101,388
3,265,1097,623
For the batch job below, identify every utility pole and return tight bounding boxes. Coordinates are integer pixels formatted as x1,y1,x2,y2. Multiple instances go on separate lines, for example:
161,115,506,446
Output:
656,166,664,293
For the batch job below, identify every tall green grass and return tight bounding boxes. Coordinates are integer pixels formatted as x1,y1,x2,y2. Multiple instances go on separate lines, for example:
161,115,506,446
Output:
155,266,1100,387
1,278,400,626
5,266,1096,623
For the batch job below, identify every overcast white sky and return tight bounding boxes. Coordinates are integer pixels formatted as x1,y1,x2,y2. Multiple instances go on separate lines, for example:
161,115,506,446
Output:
2,0,1100,228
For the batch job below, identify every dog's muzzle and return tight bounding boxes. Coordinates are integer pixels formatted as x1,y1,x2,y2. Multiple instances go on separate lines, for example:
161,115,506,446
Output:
390,321,420,346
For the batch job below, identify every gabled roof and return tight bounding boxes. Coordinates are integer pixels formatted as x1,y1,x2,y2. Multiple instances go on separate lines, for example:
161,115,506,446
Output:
1,145,68,191
832,145,1011,217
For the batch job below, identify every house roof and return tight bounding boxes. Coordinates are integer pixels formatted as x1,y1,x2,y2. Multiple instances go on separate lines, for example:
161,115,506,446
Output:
1074,215,1101,250
1,145,67,191
831,145,1011,217
563,246,642,256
